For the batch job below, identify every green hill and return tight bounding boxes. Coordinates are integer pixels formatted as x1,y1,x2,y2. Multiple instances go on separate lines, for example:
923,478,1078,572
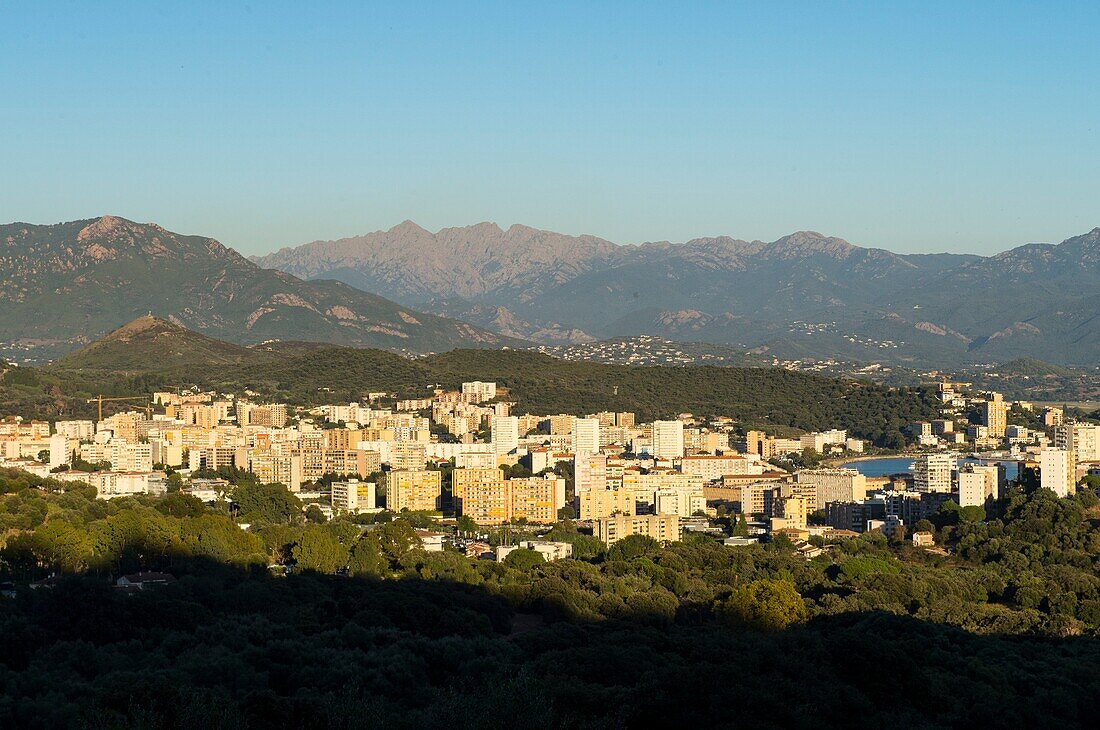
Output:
53,316,272,371
997,357,1077,379
33,322,941,444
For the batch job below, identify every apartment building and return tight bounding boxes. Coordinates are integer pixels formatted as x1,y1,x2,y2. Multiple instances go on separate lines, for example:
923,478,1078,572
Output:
572,418,600,457
491,416,519,455
462,474,567,525
979,393,1007,439
322,448,381,478
1054,423,1100,462
331,479,376,513
577,487,637,520
386,470,443,512
913,453,956,493
652,420,685,460
680,454,761,481
795,468,868,510
575,453,608,494
1039,448,1076,498
461,381,497,403
596,514,681,545
452,467,506,502
958,464,1002,508
249,449,302,492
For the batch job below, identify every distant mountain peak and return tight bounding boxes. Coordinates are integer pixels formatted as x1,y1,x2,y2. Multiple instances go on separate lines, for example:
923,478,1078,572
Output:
77,214,140,242
389,219,430,235
769,231,856,254
105,314,173,338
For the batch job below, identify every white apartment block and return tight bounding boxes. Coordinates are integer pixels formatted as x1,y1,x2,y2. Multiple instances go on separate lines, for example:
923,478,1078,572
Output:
795,468,868,510
652,420,685,460
491,415,519,455
680,454,762,481
88,472,155,499
572,418,600,458
331,479,377,513
461,381,497,403
800,429,847,453
1054,423,1100,463
55,420,95,440
1040,448,1076,498
79,440,154,473
913,453,956,493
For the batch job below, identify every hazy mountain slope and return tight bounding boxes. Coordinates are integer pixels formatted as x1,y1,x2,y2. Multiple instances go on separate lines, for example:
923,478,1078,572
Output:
253,220,625,305
0,216,524,356
256,221,1100,365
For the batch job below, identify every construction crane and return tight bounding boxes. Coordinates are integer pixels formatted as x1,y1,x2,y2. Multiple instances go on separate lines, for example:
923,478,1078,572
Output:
87,395,152,422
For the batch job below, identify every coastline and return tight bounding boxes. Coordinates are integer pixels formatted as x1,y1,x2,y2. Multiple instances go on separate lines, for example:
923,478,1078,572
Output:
824,453,910,468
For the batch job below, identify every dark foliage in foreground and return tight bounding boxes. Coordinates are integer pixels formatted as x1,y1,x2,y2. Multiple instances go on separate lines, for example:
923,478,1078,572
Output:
3,463,1100,727
2,567,1099,729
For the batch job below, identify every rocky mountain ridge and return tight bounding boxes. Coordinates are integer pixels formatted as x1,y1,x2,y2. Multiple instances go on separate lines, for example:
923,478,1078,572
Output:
255,222,1100,365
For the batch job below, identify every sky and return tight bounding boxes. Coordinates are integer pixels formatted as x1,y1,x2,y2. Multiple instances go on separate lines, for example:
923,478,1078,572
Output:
2,1,1098,256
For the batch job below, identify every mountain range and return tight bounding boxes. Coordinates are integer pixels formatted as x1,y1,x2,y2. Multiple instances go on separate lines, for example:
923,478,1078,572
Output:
0,216,520,360
4,215,1100,367
255,222,1100,365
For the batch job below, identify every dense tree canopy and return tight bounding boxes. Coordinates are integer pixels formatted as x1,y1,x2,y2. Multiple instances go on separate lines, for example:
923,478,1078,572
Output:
3,465,1100,725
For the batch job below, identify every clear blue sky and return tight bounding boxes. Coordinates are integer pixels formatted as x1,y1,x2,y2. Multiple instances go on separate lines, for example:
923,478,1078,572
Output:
2,1,1097,255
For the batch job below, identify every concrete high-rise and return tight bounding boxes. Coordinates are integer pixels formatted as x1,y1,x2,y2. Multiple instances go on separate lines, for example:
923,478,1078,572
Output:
572,418,600,458
491,415,519,455
652,420,685,460
1039,448,1076,498
913,453,956,493
980,394,1007,439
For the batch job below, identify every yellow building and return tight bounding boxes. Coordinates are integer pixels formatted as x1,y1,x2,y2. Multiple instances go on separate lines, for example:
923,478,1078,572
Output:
596,514,680,545
509,475,566,524
324,427,363,451
460,474,566,525
577,487,636,520
452,467,505,501
980,393,1007,438
461,477,512,525
386,470,442,512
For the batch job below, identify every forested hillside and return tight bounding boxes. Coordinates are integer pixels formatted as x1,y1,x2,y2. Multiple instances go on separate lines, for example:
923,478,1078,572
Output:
0,217,520,358
9,343,943,445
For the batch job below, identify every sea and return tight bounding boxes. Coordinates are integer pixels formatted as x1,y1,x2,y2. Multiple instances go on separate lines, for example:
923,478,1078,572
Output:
839,456,1021,481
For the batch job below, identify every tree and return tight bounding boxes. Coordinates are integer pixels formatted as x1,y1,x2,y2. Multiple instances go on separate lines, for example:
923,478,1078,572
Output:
503,548,545,570
348,537,387,577
292,525,348,573
717,579,809,631
368,520,419,568
456,515,478,537
608,534,659,561
732,513,749,537
305,505,328,523
166,473,184,493
958,505,986,523
233,482,302,525
157,491,206,518
544,521,604,560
